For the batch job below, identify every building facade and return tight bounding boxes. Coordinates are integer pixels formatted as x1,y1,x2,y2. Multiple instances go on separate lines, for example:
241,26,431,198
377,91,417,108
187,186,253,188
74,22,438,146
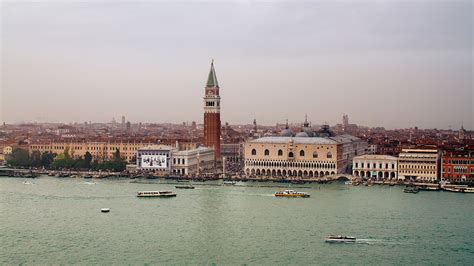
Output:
136,145,173,173
29,141,152,162
244,134,366,178
136,145,215,176
441,146,474,183
352,154,398,180
203,60,221,159
172,147,215,175
398,148,440,182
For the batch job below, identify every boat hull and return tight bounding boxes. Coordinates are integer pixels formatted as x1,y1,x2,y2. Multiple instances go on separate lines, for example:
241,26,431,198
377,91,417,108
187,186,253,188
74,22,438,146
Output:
325,239,356,243
137,194,177,198
274,194,310,198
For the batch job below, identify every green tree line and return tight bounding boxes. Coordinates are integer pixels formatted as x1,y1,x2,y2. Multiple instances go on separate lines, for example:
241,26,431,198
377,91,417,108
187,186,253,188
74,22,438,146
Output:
6,148,128,172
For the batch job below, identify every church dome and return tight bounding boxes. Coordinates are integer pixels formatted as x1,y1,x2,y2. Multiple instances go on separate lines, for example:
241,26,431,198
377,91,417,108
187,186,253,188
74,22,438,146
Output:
295,131,309,137
280,128,293,137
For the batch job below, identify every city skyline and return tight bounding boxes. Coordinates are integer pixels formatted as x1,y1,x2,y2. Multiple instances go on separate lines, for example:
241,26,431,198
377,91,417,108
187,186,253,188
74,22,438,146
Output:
1,1,472,129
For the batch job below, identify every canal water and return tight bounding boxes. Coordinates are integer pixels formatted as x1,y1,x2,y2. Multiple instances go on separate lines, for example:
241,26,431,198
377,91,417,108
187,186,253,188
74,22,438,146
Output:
1,176,473,265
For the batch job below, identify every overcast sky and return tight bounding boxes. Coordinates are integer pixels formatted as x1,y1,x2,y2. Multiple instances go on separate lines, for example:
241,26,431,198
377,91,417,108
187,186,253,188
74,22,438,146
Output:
1,0,472,129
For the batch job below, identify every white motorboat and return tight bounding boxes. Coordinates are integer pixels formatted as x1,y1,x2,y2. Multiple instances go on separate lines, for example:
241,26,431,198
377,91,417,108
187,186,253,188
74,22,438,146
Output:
101,208,110,213
223,181,237,185
274,190,310,198
325,235,356,243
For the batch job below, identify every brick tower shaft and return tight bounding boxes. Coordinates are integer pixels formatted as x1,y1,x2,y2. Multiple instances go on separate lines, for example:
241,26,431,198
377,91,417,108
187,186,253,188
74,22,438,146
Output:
203,60,221,159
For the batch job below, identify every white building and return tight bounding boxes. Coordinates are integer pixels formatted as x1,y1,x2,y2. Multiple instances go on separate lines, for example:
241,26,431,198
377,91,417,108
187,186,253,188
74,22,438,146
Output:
136,145,174,173
137,145,215,176
172,147,215,175
352,154,398,180
398,149,440,182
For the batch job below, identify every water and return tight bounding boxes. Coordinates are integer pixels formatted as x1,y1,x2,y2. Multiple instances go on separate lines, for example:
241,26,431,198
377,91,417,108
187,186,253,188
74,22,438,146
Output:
1,176,473,265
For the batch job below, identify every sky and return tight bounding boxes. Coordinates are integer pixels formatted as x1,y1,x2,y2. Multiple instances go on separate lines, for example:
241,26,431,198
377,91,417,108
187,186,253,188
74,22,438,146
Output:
1,0,472,129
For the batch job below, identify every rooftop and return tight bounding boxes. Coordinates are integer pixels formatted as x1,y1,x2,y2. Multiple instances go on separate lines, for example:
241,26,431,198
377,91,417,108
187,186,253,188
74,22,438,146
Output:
250,136,337,145
354,154,398,160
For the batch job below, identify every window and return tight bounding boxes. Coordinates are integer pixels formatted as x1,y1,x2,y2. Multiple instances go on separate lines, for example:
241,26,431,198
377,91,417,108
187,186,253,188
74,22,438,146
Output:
327,152,332,159
264,149,269,156
313,152,318,158
300,150,305,157
251,149,256,156
289,152,294,158
278,149,283,156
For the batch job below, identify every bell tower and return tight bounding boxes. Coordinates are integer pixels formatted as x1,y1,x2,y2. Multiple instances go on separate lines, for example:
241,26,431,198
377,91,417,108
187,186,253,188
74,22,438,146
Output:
203,60,221,159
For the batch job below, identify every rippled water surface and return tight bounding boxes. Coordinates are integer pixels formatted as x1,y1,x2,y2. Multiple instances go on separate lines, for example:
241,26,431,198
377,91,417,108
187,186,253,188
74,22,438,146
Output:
1,177,473,264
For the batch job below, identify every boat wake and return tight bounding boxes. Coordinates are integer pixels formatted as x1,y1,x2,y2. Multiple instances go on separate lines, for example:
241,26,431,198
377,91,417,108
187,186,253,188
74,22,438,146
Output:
80,181,97,185
355,239,397,245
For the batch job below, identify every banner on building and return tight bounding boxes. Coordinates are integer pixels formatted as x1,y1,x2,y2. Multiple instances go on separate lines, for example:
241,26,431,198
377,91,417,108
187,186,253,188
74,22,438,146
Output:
141,155,167,169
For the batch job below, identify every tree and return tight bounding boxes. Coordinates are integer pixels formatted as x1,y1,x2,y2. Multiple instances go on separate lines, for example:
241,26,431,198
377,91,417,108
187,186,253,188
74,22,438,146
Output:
63,147,71,159
30,151,42,167
6,148,30,167
114,148,121,161
40,152,55,168
84,152,92,168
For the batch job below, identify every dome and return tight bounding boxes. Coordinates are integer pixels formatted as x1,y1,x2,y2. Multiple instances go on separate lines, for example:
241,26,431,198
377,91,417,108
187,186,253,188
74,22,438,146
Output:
295,131,309,137
280,128,293,137
302,127,314,137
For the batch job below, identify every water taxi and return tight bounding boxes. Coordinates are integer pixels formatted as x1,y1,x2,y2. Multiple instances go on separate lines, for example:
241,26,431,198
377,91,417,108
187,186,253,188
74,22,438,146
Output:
137,191,177,198
274,190,310,198
443,186,474,193
175,185,195,189
223,181,237,185
325,235,356,243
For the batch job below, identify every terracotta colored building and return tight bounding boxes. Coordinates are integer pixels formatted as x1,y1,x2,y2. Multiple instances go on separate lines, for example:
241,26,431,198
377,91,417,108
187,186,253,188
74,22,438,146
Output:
203,60,221,159
441,146,474,183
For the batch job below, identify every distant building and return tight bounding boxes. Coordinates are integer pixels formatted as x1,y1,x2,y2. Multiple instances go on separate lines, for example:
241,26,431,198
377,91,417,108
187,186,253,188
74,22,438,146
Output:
203,60,221,159
172,147,215,175
30,141,153,162
367,144,377,154
243,125,367,178
352,154,398,180
441,146,474,183
136,145,173,173
221,143,243,159
398,148,440,182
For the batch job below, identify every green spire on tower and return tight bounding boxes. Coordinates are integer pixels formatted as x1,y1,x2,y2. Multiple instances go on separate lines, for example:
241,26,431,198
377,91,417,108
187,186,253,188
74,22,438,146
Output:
206,59,219,88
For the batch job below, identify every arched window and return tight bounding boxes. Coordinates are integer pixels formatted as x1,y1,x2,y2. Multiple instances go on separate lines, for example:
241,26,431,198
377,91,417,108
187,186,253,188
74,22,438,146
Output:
327,152,332,159
278,149,283,156
251,149,256,155
264,149,270,156
288,152,294,158
313,152,318,158
300,150,305,157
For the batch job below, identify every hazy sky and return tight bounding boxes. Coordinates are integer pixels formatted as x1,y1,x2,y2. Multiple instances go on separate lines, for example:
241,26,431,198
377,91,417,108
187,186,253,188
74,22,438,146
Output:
1,0,472,129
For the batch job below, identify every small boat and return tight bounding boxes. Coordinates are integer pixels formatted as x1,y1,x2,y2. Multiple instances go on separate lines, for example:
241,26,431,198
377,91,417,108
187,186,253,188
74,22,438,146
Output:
344,181,353,185
175,185,195,189
404,187,419,193
325,235,356,243
274,190,310,198
416,185,441,191
22,181,33,185
223,181,237,185
137,191,177,198
101,208,110,213
444,187,474,193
